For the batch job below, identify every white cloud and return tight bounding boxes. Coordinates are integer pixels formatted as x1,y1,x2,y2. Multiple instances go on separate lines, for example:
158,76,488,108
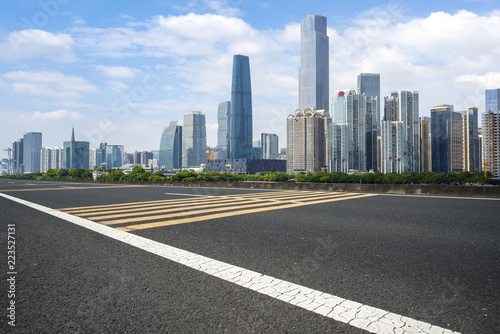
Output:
1,29,76,62
2,70,99,99
31,109,83,121
107,80,129,93
95,65,139,78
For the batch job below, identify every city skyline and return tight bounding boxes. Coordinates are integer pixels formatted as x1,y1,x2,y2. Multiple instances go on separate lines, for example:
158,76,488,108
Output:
1,1,500,160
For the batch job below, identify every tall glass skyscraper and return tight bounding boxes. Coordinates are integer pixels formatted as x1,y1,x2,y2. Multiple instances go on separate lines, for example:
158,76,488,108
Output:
431,105,463,173
299,15,329,111
62,128,89,170
229,55,252,159
182,111,206,168
217,101,230,160
159,121,182,169
23,132,42,173
485,88,500,112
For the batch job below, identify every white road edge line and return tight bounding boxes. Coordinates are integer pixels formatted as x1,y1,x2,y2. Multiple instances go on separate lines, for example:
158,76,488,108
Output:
0,192,461,334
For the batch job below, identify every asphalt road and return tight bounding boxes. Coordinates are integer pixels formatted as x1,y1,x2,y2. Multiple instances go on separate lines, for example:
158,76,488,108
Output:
0,179,499,333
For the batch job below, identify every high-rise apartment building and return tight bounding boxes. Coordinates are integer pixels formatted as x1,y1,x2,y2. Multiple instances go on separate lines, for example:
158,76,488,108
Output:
261,133,279,159
299,15,329,112
159,121,182,169
287,108,327,173
380,91,419,173
182,111,206,168
462,107,480,172
229,55,252,159
381,121,404,173
41,147,52,173
62,128,89,170
483,88,500,176
419,117,432,172
23,132,42,173
217,101,230,160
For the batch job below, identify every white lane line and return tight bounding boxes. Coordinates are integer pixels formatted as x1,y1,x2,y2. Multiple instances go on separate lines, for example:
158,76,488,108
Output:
164,192,214,197
0,192,460,334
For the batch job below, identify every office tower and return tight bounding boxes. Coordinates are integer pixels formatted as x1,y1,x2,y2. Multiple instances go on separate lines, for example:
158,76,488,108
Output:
287,108,327,173
12,138,23,174
358,73,380,172
485,88,500,113
332,90,349,123
159,121,182,169
261,133,279,159
431,105,463,173
141,151,153,166
299,15,329,111
482,111,500,176
380,91,420,173
328,90,370,172
217,101,230,159
462,107,480,172
62,128,89,170
23,132,42,173
327,123,348,172
381,121,404,173
229,55,252,159
358,74,380,111
252,140,262,159
182,111,206,168
419,117,432,172
105,145,124,169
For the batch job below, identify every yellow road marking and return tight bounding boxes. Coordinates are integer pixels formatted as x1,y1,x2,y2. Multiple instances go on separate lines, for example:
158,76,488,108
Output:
91,193,353,225
58,191,285,212
117,193,376,231
60,195,222,213
71,191,344,217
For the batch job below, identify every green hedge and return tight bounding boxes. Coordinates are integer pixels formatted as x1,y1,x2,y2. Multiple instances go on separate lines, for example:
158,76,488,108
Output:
2,168,499,186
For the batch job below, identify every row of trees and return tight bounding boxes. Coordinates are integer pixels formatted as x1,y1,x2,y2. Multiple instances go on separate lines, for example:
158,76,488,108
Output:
1,167,498,185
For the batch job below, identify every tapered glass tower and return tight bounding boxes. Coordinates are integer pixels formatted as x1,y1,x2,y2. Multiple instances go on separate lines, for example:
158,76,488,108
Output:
229,55,253,159
159,121,182,169
299,15,329,112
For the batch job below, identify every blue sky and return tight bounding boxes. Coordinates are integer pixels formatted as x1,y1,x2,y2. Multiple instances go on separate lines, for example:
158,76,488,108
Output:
1,0,499,161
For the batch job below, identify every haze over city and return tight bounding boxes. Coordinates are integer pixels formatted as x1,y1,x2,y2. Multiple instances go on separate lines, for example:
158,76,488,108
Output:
1,0,499,159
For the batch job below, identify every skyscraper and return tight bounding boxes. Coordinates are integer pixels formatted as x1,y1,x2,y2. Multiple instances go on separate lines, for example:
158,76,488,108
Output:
287,108,327,173
381,91,420,173
159,121,182,169
23,132,42,173
229,55,252,159
217,101,230,160
381,121,404,174
12,138,23,174
431,105,463,173
485,88,500,113
261,133,279,159
419,117,432,172
62,128,89,170
327,90,367,172
358,73,381,172
182,111,206,168
462,107,480,172
299,15,329,111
